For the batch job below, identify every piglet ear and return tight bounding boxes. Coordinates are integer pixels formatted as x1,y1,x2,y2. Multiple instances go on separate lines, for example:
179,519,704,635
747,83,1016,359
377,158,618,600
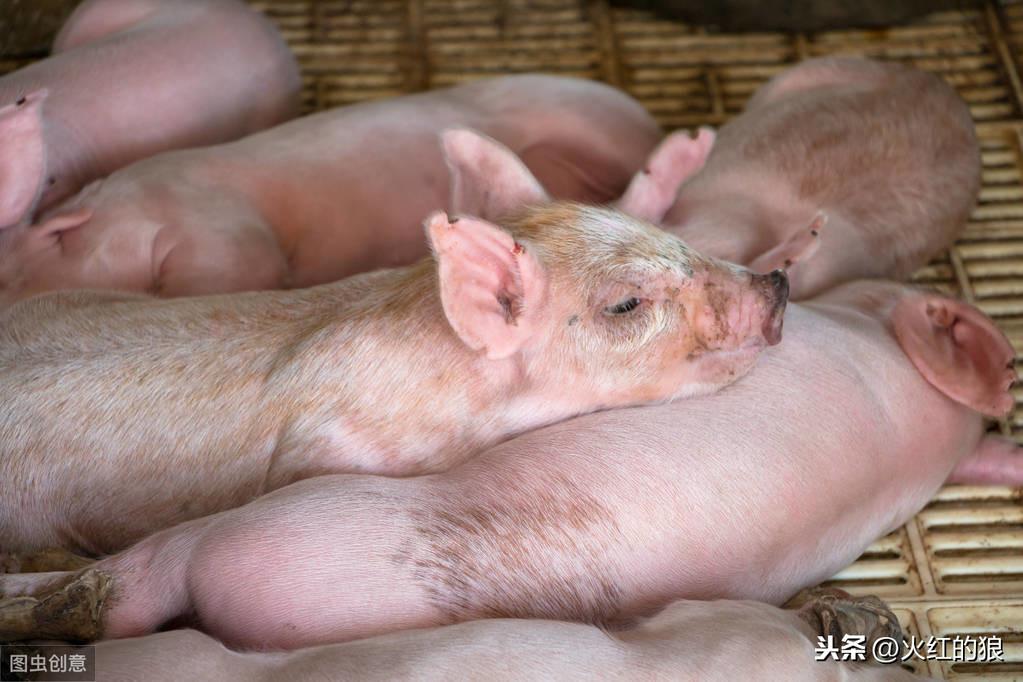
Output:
442,128,548,221
0,90,48,229
426,211,546,360
615,127,714,223
748,212,826,274
893,294,1017,417
34,207,92,235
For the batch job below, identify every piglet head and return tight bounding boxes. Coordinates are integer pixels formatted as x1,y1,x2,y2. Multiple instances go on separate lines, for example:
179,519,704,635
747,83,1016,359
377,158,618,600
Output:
429,128,788,406
0,89,48,229
509,203,788,404
893,291,1016,418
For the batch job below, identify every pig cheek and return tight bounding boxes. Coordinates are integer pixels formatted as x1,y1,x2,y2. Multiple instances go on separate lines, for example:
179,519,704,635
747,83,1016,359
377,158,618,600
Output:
681,287,728,352
620,336,714,403
625,313,702,401
673,296,716,363
654,342,707,400
678,302,757,391
548,322,607,396
692,347,758,389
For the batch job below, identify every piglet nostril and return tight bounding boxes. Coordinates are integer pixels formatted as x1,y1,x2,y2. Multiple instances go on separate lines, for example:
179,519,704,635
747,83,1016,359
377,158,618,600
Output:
751,269,789,304
769,268,789,302
755,269,788,346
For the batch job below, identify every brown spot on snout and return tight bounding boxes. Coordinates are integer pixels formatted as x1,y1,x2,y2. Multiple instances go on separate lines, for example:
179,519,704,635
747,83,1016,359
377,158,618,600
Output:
15,96,26,106
699,279,732,347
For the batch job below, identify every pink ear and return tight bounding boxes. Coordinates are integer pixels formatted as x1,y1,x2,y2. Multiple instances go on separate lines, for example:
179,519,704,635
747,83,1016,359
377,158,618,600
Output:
893,294,1016,417
748,212,826,274
615,127,715,223
0,90,49,229
34,207,92,235
426,211,546,360
442,128,548,221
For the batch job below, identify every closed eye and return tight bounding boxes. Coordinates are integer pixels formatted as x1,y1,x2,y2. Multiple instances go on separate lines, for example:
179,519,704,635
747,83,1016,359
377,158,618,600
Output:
604,297,642,315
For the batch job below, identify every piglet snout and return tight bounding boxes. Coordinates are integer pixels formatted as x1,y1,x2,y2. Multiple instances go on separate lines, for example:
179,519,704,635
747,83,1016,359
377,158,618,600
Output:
754,269,789,346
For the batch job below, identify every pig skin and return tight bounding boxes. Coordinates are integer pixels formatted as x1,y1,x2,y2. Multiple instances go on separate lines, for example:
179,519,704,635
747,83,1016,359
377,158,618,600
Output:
0,195,786,553
660,57,980,300
0,280,1009,652
0,75,662,302
0,0,301,228
84,596,922,681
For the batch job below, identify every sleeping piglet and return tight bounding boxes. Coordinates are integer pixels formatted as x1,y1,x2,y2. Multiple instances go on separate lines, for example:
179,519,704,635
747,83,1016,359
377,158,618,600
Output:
0,74,661,303
0,129,787,554
0,0,300,230
85,591,919,681
0,279,1009,649
618,56,981,299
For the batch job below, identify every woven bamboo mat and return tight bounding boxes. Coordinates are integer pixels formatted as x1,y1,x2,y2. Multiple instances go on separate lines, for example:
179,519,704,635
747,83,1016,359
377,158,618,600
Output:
3,1,1023,678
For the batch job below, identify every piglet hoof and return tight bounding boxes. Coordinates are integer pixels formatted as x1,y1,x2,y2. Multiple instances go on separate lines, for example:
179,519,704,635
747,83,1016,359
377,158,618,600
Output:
0,549,95,574
788,587,903,664
0,569,110,643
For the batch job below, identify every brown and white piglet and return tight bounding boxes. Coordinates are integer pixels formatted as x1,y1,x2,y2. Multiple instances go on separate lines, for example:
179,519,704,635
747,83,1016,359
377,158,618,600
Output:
0,129,787,554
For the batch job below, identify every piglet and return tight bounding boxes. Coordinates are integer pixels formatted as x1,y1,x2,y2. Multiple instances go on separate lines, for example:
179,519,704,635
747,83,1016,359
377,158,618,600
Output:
619,57,980,299
0,280,1009,649
85,591,919,681
0,75,661,302
0,129,787,554
0,0,300,230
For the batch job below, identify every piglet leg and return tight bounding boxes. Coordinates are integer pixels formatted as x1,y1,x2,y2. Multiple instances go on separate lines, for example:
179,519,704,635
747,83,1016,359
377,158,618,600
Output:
0,569,110,642
946,435,1023,486
787,587,903,664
